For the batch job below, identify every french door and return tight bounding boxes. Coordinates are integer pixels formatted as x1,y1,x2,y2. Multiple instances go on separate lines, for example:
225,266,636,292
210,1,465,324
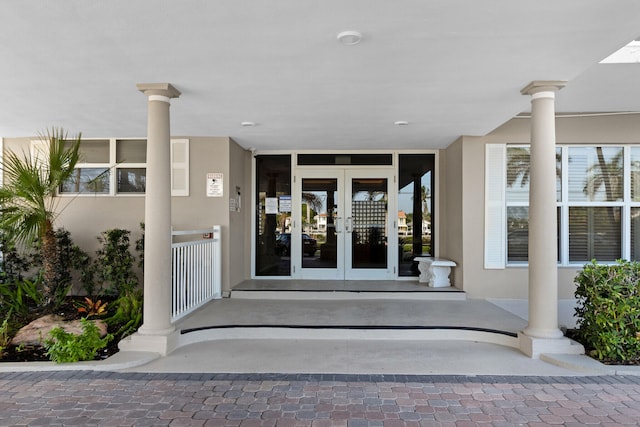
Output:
292,168,396,280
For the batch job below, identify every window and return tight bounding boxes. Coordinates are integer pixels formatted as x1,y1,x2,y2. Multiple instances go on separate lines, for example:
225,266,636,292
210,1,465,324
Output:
255,155,292,276
397,154,435,276
498,144,635,266
505,146,561,263
56,138,188,196
115,139,147,193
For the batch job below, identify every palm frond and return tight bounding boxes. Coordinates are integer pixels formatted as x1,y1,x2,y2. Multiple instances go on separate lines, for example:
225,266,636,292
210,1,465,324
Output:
0,128,81,245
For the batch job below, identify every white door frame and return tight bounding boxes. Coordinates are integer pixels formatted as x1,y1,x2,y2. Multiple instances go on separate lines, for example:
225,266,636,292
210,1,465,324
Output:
292,166,397,280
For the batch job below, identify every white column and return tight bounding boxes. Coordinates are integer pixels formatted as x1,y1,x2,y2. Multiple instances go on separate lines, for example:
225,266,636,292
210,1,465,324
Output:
521,81,565,340
136,83,181,337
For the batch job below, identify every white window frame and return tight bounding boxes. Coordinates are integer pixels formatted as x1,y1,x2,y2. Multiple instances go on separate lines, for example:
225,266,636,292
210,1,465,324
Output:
57,138,189,197
491,143,636,268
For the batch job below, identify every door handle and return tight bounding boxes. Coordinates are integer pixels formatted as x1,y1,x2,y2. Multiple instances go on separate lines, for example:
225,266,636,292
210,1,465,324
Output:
345,217,353,233
335,217,342,233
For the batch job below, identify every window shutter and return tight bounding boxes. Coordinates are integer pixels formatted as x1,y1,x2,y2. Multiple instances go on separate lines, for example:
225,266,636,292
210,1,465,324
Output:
485,144,506,269
171,139,189,196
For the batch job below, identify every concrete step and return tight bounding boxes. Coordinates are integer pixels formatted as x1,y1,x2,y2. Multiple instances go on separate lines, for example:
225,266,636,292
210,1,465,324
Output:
176,324,518,350
229,289,466,301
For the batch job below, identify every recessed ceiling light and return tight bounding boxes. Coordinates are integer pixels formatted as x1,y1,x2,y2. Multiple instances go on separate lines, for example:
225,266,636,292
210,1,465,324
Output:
337,31,362,46
394,121,409,126
241,121,256,127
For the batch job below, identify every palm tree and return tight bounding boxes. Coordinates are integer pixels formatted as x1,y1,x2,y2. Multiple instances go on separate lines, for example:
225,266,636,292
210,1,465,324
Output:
0,128,81,307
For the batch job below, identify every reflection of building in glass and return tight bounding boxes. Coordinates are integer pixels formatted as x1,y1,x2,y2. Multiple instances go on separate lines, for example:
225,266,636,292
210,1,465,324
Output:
398,211,408,236
397,211,430,237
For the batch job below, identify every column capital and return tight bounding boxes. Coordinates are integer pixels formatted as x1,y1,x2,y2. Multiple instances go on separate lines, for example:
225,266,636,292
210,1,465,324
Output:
520,80,567,96
137,83,181,99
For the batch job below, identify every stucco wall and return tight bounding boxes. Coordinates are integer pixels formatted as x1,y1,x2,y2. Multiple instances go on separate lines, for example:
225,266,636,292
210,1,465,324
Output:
2,135,248,294
228,138,251,289
451,113,640,300
4,136,147,254
441,138,462,287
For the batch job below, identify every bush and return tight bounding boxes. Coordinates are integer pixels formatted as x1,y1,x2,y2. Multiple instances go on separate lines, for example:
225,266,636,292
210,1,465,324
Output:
94,229,139,296
44,318,113,363
574,260,640,363
0,311,11,359
0,231,33,284
0,278,43,318
106,289,143,339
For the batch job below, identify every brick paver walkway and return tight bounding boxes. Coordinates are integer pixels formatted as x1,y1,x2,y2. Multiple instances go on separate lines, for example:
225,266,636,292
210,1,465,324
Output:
1,372,640,426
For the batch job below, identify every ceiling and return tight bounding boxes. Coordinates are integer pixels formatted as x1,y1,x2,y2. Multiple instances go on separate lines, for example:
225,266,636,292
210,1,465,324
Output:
1,1,639,151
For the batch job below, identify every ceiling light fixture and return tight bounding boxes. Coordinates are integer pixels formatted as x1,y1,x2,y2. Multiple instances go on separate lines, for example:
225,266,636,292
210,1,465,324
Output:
241,121,256,127
337,31,362,46
394,121,409,126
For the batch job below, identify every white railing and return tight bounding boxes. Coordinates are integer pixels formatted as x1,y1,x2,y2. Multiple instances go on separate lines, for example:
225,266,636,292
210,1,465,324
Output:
171,226,222,322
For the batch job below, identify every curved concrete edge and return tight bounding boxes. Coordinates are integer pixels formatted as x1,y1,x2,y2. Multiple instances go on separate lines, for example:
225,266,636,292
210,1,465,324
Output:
0,351,160,373
541,353,640,376
175,327,520,349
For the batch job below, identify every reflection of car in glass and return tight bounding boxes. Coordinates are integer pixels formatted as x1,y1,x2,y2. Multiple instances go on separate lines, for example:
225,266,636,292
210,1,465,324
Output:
275,233,317,256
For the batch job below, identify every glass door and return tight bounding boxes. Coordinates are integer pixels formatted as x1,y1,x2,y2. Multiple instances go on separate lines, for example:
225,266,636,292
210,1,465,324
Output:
293,168,395,280
345,170,395,279
294,170,345,279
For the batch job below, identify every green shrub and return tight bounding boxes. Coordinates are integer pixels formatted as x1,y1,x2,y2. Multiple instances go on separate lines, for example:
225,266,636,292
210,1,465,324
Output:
44,318,113,363
106,289,143,339
574,260,640,363
94,229,139,296
0,278,43,317
135,222,145,270
0,230,33,284
0,311,12,359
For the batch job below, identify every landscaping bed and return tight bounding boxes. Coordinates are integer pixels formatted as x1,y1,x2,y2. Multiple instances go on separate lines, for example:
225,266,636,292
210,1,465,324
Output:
0,296,121,363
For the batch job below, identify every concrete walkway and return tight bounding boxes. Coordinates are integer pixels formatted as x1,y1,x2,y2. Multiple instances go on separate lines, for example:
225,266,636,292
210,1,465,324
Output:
2,298,639,377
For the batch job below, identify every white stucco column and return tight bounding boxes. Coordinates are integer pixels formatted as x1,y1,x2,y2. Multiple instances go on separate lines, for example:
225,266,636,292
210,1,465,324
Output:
521,81,565,339
136,83,181,338
518,81,583,358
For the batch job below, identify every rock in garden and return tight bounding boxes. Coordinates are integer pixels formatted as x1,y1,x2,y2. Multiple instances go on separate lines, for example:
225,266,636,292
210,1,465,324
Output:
10,314,108,347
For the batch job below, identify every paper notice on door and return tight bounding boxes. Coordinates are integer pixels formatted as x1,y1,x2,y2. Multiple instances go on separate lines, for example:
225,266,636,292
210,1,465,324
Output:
265,197,278,214
279,195,292,213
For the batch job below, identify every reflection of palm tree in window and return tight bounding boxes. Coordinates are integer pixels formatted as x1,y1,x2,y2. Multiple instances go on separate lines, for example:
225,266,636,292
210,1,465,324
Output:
583,148,623,202
506,147,531,188
421,185,431,221
506,147,561,188
302,192,323,232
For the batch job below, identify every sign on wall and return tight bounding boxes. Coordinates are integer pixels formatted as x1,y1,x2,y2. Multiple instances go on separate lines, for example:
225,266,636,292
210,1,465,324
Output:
206,173,223,197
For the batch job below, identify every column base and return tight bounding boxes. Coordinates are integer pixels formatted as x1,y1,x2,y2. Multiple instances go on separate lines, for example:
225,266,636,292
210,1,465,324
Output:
118,330,179,356
518,331,584,359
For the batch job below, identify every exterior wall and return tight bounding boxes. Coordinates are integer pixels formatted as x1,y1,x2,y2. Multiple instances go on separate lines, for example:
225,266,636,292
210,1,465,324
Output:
440,138,461,286
228,138,251,290
453,114,640,300
2,135,249,294
2,138,146,259
171,136,247,294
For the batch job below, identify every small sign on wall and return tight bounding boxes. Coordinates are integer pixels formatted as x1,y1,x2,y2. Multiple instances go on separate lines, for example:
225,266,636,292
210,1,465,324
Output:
206,173,223,197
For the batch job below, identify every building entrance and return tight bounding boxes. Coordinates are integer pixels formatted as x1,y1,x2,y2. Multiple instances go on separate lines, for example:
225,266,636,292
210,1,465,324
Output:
254,153,435,280
292,168,396,280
